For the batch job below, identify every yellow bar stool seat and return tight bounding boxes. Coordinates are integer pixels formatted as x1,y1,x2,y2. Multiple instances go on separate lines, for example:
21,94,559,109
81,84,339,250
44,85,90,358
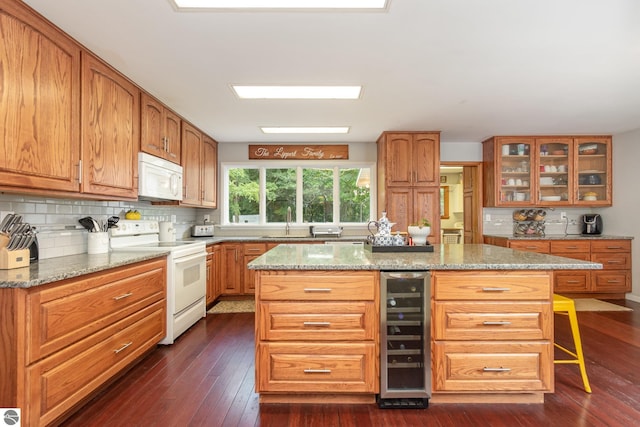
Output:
553,294,592,393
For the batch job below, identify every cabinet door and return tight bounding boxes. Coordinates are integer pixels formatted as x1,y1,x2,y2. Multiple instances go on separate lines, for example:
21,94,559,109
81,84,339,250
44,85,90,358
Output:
384,187,412,234
574,136,612,206
495,137,534,205
206,249,214,305
0,3,81,193
383,133,413,186
412,133,440,186
181,122,202,206
140,94,166,159
212,245,222,300
81,53,139,199
164,109,181,163
382,133,439,187
201,135,217,208
413,187,440,243
221,244,243,294
535,137,573,204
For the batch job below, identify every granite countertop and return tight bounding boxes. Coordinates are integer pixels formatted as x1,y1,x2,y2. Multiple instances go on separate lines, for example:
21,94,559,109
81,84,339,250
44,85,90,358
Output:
248,243,602,271
484,234,634,240
189,235,368,244
0,251,169,289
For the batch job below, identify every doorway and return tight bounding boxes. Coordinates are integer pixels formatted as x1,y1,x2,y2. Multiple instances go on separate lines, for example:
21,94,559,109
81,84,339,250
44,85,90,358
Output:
439,162,483,243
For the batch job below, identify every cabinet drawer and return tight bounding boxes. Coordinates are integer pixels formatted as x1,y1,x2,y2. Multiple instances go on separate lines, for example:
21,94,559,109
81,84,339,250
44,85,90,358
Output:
591,253,630,270
553,252,591,262
258,271,377,301
244,242,267,254
256,342,377,393
433,301,551,341
591,240,631,253
27,259,165,362
27,301,165,426
433,271,551,301
550,240,590,254
591,271,631,292
509,241,550,254
259,302,376,341
554,271,590,292
433,341,552,392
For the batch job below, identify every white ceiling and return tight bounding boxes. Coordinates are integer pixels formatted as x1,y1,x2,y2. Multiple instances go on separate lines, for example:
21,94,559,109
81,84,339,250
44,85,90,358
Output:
23,0,640,145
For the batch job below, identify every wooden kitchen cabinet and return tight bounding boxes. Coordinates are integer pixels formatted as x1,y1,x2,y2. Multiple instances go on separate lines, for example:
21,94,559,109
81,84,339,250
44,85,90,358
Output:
0,258,166,427
206,244,222,305
483,135,612,207
488,237,632,298
140,92,181,163
181,122,218,207
243,243,267,294
255,270,379,399
0,1,81,194
431,271,553,395
81,52,139,199
377,131,441,242
221,243,244,294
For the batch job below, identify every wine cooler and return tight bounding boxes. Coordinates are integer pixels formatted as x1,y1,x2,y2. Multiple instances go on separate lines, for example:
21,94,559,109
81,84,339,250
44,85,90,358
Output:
379,271,430,408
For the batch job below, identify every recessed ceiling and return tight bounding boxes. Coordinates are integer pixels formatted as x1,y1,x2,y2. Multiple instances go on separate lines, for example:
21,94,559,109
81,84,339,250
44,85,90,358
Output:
22,0,640,144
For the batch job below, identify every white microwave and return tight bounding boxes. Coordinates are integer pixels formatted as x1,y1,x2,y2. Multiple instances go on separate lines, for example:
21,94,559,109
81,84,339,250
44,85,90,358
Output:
138,153,183,201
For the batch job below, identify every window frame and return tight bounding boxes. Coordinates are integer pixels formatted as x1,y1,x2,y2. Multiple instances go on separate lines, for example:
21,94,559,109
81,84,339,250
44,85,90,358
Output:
221,161,376,227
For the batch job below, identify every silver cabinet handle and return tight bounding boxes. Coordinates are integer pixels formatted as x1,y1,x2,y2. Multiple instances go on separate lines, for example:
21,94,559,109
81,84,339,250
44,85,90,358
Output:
607,279,621,283
606,246,623,250
483,367,511,372
114,341,133,354
304,288,332,293
607,260,622,264
482,321,512,325
113,292,133,301
566,280,581,284
482,287,511,292
303,321,331,326
304,369,331,373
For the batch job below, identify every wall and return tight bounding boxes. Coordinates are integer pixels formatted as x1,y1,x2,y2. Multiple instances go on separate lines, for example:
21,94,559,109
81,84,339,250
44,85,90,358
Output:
0,194,200,260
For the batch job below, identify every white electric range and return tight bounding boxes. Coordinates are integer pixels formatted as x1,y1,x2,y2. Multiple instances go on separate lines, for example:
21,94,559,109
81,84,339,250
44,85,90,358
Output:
110,220,207,345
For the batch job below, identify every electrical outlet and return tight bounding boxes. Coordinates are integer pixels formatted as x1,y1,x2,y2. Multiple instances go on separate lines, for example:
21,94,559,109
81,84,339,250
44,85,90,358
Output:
485,214,491,221
560,212,567,220
203,214,210,223
170,214,177,223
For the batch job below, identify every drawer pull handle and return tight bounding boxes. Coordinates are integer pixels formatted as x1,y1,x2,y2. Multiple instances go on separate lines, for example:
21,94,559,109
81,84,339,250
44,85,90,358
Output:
247,248,262,253
566,246,579,249
607,260,622,264
607,280,621,284
303,321,331,326
481,287,511,292
567,280,581,284
483,367,511,372
304,369,331,374
113,292,133,301
483,321,512,326
606,246,622,250
114,341,133,354
304,288,332,293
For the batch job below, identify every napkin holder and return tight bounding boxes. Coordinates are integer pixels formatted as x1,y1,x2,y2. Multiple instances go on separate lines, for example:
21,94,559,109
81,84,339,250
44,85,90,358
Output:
0,247,31,269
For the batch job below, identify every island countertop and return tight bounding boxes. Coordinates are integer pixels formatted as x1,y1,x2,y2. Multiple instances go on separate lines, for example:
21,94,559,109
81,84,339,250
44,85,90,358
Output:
248,243,602,271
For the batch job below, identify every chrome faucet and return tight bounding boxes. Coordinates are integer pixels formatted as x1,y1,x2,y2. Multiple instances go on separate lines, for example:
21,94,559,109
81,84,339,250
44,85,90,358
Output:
285,206,292,236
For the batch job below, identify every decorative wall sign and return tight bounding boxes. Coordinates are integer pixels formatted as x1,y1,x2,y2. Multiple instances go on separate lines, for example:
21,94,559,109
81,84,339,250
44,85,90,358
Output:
249,144,349,160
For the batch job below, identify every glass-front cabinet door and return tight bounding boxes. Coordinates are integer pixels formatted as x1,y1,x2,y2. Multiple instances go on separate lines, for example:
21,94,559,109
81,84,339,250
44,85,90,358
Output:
497,138,534,205
574,136,612,206
535,137,573,204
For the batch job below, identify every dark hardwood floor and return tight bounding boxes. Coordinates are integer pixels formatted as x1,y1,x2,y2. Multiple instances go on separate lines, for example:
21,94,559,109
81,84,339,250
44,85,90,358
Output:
62,299,640,427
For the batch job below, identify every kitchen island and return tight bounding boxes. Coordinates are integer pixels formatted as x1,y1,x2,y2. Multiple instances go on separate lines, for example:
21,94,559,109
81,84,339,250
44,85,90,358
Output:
249,243,600,405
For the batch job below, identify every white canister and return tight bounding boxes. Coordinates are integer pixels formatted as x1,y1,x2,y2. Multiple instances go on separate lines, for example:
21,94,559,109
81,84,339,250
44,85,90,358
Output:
159,221,176,242
87,232,109,254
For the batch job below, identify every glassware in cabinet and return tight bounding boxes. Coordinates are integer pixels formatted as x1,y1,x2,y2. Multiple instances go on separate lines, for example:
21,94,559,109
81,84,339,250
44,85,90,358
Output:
498,139,533,204
535,137,573,204
575,137,611,205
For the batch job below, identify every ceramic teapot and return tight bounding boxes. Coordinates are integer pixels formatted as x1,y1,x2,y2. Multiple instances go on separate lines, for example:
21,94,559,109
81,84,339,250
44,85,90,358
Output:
367,212,397,245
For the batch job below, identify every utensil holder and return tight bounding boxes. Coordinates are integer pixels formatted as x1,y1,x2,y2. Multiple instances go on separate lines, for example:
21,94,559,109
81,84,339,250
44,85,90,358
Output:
0,247,30,269
87,232,109,254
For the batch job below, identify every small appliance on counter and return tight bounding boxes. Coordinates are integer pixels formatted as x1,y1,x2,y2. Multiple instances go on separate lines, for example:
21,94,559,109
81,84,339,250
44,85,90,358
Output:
310,225,343,238
191,223,214,237
159,221,176,242
582,214,603,235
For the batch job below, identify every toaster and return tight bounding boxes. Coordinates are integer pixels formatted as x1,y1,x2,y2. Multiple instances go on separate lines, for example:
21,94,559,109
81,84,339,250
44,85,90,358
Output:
191,224,214,237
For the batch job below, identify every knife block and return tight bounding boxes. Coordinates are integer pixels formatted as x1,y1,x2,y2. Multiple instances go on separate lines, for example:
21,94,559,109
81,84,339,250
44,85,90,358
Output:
0,247,30,269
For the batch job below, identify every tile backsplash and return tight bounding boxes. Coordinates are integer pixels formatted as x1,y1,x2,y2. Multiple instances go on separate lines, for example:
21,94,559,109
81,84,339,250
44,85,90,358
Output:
0,194,205,260
482,207,596,236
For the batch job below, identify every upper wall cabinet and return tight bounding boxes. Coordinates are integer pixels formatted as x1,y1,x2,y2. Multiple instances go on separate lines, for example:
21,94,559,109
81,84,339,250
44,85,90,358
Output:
379,132,440,187
81,52,139,199
0,1,81,193
141,93,181,163
482,135,612,207
181,122,218,208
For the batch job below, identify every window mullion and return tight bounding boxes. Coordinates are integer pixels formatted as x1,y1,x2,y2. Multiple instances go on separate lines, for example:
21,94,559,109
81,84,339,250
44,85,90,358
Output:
333,167,340,224
296,167,303,224
259,167,266,224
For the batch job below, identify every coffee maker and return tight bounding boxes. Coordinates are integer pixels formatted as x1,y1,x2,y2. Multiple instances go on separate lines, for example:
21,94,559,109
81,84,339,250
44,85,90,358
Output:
581,214,603,235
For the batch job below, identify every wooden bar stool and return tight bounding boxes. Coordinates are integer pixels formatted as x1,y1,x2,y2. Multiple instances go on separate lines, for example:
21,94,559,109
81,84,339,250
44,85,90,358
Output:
553,294,592,393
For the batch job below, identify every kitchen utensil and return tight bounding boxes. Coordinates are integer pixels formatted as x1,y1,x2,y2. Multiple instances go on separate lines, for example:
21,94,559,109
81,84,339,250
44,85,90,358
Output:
0,213,14,233
79,217,98,232
107,216,120,230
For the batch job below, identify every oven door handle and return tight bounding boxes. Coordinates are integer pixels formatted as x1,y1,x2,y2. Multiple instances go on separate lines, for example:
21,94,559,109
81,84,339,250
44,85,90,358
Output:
174,252,207,265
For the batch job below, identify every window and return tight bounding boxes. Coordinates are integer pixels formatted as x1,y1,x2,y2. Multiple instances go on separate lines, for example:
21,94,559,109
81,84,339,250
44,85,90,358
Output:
223,163,374,225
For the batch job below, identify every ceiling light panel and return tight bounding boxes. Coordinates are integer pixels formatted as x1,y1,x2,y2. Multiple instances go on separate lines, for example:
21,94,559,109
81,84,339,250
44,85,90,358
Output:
261,127,350,134
173,1,387,10
233,85,362,99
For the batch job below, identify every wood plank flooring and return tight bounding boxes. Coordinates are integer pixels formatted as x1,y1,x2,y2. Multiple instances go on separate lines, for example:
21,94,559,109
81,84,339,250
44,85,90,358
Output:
61,299,640,427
